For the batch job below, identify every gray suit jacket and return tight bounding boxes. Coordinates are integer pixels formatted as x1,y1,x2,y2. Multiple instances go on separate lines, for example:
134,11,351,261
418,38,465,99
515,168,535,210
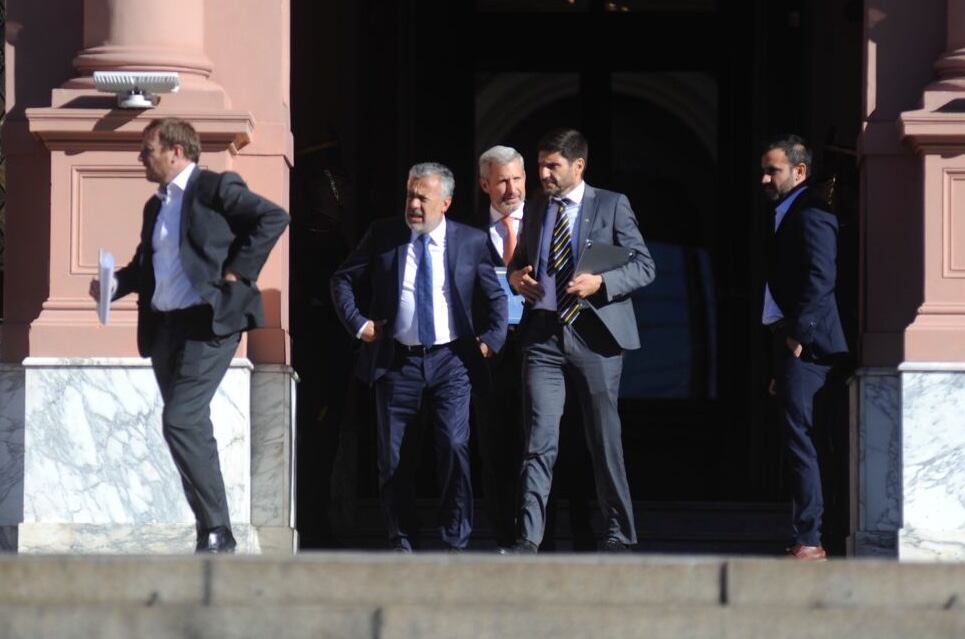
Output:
508,183,655,350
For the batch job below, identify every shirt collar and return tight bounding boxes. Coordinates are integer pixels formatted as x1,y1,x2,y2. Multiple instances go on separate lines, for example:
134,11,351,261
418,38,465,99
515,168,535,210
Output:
489,204,524,226
411,216,448,245
775,184,807,216
554,180,586,207
156,162,196,200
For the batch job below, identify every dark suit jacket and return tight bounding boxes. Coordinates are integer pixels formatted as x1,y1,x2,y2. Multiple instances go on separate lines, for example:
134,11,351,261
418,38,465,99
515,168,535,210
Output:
508,183,655,351
767,185,848,359
330,217,508,388
114,168,289,357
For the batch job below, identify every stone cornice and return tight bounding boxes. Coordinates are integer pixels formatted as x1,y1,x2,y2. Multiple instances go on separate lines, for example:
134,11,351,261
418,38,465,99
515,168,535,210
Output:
899,102,965,154
25,108,254,153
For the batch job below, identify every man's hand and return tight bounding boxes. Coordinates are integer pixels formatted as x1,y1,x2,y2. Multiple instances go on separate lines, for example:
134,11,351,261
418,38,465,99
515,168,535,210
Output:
768,378,777,396
786,336,803,358
89,277,116,302
360,319,386,343
224,270,240,283
478,339,493,359
565,273,603,299
508,265,544,303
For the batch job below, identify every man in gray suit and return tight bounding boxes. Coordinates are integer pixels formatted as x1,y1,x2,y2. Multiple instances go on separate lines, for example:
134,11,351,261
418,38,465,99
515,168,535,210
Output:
507,129,655,553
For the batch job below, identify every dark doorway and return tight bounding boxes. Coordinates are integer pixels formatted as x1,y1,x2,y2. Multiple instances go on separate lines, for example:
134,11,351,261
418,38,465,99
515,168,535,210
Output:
289,0,862,553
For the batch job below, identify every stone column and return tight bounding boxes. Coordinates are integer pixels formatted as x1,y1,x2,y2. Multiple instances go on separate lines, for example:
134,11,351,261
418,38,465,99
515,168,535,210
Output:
58,0,228,108
851,0,965,561
928,0,965,106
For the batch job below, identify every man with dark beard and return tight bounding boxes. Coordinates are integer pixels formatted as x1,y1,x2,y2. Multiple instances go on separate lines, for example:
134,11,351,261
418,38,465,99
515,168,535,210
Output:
506,129,655,553
760,134,848,560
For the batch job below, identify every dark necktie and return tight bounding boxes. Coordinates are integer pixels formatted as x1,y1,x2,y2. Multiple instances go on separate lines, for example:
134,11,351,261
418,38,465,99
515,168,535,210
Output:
547,198,581,324
415,233,436,347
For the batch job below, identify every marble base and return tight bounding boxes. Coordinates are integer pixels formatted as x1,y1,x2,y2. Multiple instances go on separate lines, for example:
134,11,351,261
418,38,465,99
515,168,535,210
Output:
0,526,17,552
899,365,965,561
15,522,296,554
0,366,25,543
0,358,296,554
898,528,965,561
250,365,297,534
849,368,901,558
851,366,965,561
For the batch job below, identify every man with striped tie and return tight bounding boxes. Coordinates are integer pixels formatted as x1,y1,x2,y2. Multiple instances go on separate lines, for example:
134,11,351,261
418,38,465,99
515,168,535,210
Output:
507,129,655,553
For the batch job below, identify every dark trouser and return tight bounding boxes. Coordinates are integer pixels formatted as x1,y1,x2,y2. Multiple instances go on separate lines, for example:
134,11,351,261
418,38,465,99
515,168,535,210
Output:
517,311,636,546
374,341,473,550
150,306,239,533
472,329,523,548
772,328,833,547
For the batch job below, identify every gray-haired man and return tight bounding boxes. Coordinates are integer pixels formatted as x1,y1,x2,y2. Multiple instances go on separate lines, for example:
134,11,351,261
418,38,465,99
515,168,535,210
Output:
331,162,508,551
475,146,527,548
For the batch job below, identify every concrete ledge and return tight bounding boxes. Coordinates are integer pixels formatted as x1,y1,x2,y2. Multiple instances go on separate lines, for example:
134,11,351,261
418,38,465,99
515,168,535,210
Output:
0,556,205,604
0,604,963,639
208,553,722,607
728,558,965,609
17,523,263,554
381,606,965,639
0,604,373,639
4,554,965,608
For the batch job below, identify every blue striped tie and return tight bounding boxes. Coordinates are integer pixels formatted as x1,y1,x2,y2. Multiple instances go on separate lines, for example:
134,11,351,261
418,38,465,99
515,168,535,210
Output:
547,198,581,324
415,233,435,347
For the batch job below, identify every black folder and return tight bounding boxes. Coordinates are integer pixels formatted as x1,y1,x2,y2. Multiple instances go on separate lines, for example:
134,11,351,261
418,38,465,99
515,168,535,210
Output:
573,241,636,275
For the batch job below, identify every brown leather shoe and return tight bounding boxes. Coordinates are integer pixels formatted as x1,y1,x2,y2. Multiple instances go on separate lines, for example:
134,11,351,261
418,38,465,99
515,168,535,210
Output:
786,544,827,561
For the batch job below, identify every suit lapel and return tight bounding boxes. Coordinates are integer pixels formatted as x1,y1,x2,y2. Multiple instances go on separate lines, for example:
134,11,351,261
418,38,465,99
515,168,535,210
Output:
577,183,599,256
395,221,409,300
179,167,201,245
444,219,458,280
527,198,547,277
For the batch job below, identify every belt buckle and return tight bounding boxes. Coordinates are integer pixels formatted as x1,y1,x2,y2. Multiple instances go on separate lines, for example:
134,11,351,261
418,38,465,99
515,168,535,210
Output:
397,341,426,355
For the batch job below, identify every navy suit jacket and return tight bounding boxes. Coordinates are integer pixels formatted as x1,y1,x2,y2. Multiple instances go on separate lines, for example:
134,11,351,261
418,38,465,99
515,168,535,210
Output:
330,217,508,388
508,183,655,351
114,168,289,357
767,185,848,359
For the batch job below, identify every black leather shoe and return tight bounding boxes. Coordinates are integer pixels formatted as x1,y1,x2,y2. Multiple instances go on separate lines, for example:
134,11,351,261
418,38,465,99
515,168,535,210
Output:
196,527,237,554
602,538,631,553
508,539,538,554
389,538,412,553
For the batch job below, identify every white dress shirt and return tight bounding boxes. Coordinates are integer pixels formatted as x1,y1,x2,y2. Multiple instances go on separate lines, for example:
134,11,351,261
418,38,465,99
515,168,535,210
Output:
151,163,205,312
533,180,586,312
393,218,456,346
488,204,524,262
762,186,807,325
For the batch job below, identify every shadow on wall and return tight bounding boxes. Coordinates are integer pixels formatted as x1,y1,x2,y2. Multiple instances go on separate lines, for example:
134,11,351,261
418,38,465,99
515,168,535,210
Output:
1,0,83,361
0,365,25,552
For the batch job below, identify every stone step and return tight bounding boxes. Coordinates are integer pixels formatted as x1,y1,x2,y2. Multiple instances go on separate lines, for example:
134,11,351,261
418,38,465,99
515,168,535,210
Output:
1,604,963,639
1,554,963,610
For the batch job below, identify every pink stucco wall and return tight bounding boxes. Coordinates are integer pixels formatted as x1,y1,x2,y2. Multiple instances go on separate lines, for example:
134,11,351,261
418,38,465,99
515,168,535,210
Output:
860,0,951,365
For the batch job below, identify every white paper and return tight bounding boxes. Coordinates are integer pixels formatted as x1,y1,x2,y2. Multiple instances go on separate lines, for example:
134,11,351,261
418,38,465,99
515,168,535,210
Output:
98,249,115,325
